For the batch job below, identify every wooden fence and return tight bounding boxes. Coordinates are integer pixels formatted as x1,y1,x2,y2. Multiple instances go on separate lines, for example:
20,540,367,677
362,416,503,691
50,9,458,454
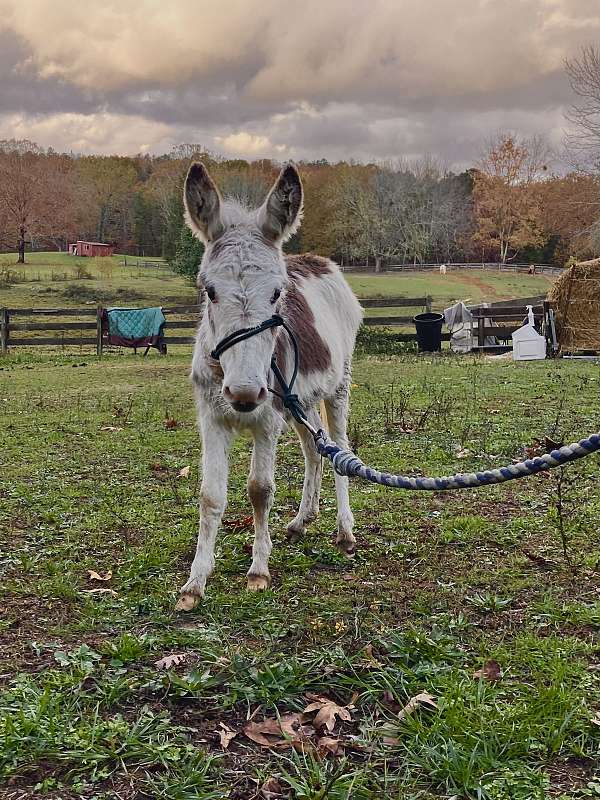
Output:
0,296,433,354
342,262,563,276
469,301,549,351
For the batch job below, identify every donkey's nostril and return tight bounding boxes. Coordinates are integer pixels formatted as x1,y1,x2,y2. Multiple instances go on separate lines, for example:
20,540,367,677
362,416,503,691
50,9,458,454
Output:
223,383,267,408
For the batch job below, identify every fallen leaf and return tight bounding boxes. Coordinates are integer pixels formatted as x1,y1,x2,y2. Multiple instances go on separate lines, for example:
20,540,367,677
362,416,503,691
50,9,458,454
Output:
218,722,237,749
99,426,123,432
150,461,169,475
317,736,345,756
521,548,554,568
591,713,600,726
260,777,283,799
303,694,353,731
165,417,179,429
80,588,117,596
87,569,112,582
363,643,383,667
397,691,438,721
243,713,302,748
544,436,563,451
178,465,191,478
473,660,502,682
524,438,543,459
155,653,187,670
222,515,254,532
456,447,471,459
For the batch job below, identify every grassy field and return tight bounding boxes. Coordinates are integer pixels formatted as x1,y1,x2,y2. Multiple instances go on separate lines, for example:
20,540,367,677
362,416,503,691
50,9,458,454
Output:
1,347,599,799
1,252,555,312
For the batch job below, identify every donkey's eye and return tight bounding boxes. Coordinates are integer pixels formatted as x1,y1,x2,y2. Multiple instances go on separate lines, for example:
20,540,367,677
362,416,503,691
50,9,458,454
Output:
271,288,281,304
205,286,216,303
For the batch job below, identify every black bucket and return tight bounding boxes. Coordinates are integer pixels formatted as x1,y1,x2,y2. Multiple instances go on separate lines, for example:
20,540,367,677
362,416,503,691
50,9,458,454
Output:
413,312,444,352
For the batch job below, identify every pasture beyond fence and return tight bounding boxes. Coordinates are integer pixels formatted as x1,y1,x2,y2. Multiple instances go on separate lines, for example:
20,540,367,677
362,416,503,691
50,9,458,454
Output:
0,296,434,354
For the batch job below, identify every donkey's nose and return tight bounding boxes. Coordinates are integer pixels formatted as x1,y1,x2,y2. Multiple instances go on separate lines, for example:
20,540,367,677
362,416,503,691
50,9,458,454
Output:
223,384,268,412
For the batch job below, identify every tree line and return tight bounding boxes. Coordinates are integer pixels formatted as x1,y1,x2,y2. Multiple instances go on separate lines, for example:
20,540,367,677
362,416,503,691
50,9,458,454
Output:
0,130,599,273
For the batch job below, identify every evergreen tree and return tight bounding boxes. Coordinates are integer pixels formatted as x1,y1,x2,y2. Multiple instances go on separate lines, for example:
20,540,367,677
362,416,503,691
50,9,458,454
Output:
170,225,204,281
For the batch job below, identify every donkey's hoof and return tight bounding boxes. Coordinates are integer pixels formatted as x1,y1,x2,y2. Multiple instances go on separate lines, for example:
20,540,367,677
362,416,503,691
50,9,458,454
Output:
286,525,303,544
335,539,357,558
175,593,200,612
247,574,271,591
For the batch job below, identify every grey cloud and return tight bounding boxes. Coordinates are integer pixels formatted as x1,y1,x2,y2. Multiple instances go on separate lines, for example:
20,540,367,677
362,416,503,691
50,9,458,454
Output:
0,0,596,162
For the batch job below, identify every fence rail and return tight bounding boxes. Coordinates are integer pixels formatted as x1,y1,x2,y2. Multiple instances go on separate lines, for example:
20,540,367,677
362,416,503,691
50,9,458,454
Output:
1,297,432,353
342,262,563,276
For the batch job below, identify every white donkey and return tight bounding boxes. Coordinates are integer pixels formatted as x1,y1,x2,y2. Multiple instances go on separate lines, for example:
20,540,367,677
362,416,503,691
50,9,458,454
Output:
177,162,363,611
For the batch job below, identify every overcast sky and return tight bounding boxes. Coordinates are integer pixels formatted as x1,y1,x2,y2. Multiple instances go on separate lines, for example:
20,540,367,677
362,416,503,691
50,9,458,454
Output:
0,0,598,168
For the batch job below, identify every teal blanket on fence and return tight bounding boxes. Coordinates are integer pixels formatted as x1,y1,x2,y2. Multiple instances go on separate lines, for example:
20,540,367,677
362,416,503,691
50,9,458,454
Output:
107,307,166,342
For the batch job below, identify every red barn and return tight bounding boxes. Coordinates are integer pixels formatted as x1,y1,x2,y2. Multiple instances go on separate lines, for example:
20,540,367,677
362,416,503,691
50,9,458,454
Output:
69,241,115,257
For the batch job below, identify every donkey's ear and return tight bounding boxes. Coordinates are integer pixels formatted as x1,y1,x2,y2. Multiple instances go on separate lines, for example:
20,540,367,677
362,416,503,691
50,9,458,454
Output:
258,163,303,243
184,162,224,243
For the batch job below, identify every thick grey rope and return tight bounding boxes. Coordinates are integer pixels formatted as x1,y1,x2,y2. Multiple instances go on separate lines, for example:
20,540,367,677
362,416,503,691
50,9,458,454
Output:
314,431,600,491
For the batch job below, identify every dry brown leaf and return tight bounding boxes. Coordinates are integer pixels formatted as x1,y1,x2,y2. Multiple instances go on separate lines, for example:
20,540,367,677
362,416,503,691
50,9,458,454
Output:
165,417,179,429
260,777,284,799
218,722,237,749
397,691,438,721
473,659,502,682
81,588,117,596
303,694,353,732
222,515,254,532
317,736,345,756
363,643,383,667
150,462,169,474
155,653,187,670
243,713,302,748
87,569,112,582
178,465,191,478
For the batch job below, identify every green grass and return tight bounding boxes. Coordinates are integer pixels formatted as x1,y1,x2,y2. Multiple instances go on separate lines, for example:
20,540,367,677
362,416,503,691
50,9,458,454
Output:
1,252,554,312
1,349,599,798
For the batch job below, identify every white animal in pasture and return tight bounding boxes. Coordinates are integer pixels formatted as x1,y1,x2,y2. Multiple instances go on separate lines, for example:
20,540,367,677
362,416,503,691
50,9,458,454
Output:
176,163,363,610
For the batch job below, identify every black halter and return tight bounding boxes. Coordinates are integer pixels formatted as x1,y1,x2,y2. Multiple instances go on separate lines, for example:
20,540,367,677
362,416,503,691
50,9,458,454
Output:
209,314,307,425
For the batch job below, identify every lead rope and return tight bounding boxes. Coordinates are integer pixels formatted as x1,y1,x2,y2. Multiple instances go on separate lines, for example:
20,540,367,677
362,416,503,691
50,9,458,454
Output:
210,315,600,491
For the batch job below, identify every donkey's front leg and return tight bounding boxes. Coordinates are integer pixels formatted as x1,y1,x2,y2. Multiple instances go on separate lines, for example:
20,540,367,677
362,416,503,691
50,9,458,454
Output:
176,417,234,611
246,424,279,591
325,385,356,556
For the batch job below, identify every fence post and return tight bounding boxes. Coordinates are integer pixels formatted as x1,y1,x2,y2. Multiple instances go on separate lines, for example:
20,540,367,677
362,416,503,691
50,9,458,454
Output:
426,295,432,313
96,305,103,357
0,308,8,355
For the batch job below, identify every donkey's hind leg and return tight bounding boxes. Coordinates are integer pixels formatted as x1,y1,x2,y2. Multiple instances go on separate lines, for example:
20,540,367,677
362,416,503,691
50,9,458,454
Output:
286,408,323,543
324,381,356,556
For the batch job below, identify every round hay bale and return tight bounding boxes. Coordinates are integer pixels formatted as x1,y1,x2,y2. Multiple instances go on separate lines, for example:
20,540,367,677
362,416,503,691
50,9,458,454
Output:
548,258,600,352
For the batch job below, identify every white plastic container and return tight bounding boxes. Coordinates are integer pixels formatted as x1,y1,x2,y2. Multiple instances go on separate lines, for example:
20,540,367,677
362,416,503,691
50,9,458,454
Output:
512,306,546,361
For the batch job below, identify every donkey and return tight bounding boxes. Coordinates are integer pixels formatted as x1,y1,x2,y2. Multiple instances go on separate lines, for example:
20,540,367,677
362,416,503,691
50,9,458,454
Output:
176,162,363,611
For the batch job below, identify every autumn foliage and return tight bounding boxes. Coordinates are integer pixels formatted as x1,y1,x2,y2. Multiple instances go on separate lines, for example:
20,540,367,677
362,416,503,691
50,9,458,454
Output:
0,136,598,267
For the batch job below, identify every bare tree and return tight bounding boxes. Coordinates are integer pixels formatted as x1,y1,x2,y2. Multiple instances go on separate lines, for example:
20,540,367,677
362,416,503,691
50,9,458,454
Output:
565,45,600,170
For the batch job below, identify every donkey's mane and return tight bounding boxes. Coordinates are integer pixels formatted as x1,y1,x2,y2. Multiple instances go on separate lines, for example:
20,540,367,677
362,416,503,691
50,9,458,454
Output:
219,198,258,229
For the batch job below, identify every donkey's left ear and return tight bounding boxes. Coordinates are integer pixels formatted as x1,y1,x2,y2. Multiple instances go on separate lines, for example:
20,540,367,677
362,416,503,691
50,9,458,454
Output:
258,163,303,243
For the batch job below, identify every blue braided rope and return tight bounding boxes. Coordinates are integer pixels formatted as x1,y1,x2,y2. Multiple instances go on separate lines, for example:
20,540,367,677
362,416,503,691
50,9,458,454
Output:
313,431,600,491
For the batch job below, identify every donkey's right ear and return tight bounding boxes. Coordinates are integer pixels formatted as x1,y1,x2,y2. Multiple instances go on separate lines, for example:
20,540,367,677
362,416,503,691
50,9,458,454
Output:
184,163,224,243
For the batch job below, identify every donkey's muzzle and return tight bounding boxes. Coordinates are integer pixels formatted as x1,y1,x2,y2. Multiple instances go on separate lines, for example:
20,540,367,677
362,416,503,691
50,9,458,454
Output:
231,401,259,413
223,384,268,412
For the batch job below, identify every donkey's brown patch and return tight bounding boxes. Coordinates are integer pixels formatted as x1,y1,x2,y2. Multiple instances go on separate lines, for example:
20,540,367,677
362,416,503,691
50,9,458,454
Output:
282,283,331,375
285,253,332,280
